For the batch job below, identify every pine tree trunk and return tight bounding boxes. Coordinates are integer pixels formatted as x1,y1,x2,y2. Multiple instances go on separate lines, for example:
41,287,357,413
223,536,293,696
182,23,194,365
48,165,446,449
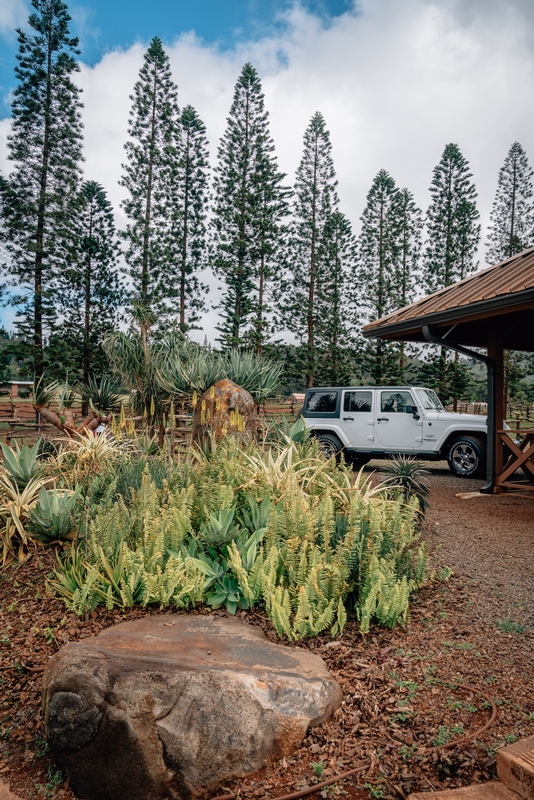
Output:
509,155,517,258
256,253,265,354
33,23,54,379
141,67,158,302
180,127,191,334
306,139,319,388
82,202,93,415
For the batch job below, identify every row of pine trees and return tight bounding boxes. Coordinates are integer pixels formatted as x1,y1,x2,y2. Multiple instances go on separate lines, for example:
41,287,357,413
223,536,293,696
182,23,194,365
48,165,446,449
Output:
1,1,533,397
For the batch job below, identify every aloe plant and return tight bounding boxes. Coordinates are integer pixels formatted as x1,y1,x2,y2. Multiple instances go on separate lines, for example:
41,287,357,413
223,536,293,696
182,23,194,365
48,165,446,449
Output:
1,440,44,488
198,507,239,546
28,487,81,542
205,574,248,615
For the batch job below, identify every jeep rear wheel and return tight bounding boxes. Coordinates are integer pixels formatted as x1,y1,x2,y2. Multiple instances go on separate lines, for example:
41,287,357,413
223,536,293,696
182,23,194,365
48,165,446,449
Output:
447,436,486,478
316,434,343,461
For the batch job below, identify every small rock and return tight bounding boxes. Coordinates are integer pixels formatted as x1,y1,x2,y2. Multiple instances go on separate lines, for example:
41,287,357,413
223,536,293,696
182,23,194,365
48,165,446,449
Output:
0,781,24,800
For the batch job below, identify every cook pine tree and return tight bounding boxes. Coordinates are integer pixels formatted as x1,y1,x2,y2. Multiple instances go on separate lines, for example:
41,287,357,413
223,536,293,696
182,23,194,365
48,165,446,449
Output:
285,112,339,387
160,105,210,332
394,187,423,380
315,211,358,385
486,142,534,406
121,37,178,320
487,142,534,264
50,181,123,383
211,63,287,349
422,143,480,405
1,0,83,378
357,169,402,384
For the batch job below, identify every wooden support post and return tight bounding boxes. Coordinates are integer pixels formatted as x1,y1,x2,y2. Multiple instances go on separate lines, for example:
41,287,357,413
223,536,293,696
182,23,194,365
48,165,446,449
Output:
487,325,504,489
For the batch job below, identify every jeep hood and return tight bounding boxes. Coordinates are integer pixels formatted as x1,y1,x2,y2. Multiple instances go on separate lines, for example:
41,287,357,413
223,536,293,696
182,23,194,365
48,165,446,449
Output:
433,411,487,425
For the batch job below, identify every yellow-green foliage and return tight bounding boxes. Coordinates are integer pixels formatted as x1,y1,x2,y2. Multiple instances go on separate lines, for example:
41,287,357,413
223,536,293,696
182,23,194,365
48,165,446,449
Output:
50,437,428,638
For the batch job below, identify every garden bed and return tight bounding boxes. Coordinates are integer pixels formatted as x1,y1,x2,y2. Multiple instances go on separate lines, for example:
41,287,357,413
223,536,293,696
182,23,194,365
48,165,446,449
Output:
0,546,532,800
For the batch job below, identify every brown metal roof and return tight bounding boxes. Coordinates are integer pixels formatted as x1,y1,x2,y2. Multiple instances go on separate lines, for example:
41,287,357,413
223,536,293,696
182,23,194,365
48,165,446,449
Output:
363,247,534,346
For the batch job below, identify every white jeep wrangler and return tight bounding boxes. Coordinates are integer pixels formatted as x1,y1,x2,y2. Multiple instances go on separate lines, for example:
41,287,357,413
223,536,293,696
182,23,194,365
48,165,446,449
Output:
301,386,487,478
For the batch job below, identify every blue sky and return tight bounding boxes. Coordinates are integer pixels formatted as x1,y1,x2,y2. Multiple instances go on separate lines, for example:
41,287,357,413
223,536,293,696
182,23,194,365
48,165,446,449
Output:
1,0,534,341
0,0,351,117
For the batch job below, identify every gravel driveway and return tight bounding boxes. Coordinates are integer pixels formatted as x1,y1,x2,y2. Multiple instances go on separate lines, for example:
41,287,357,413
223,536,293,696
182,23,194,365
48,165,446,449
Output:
369,459,534,629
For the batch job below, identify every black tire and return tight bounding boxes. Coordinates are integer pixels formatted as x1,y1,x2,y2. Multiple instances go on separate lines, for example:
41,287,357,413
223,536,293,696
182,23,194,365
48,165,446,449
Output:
316,433,343,461
447,436,486,478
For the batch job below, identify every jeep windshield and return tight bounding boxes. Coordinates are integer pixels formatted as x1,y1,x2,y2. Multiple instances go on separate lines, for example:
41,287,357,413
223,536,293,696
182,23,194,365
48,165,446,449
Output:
416,388,444,411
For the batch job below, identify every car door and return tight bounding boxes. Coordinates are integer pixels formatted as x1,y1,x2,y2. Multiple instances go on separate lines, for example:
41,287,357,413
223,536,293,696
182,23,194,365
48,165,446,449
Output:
340,389,374,449
375,389,423,452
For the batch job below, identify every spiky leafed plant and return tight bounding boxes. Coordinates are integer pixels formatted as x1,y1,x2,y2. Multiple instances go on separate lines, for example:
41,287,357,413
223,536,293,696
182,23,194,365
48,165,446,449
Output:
75,375,124,414
381,456,430,514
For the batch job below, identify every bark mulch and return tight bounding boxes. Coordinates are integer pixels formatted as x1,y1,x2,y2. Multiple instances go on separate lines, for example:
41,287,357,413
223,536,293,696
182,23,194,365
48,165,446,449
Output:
0,466,533,800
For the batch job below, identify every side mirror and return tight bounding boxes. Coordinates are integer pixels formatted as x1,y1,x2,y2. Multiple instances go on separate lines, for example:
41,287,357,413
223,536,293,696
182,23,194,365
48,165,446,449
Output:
406,405,420,420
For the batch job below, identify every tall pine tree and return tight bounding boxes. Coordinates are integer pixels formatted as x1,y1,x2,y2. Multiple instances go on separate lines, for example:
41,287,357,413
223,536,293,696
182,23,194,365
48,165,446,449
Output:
393,187,422,380
159,104,209,332
356,170,401,384
486,142,534,264
50,181,123,382
211,63,287,349
486,143,534,410
315,211,359,385
1,0,83,378
120,37,178,316
284,112,338,387
423,143,480,293
422,144,480,404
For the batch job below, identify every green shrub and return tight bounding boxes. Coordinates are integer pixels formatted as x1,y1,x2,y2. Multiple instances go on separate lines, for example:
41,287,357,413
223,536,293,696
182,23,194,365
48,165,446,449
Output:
49,437,427,637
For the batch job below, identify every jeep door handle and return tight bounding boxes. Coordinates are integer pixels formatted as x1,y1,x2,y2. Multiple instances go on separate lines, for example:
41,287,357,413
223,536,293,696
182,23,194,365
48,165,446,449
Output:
377,417,389,422
343,417,354,421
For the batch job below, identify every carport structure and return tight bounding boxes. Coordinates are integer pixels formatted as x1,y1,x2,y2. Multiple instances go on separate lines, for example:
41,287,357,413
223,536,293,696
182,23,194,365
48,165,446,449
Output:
363,247,534,494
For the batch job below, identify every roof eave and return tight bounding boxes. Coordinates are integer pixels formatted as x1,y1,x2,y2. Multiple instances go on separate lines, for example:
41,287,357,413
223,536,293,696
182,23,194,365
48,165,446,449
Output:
362,287,534,340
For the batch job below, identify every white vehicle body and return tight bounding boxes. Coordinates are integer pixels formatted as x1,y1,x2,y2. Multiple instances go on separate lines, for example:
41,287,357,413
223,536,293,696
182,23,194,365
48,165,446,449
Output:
301,386,488,476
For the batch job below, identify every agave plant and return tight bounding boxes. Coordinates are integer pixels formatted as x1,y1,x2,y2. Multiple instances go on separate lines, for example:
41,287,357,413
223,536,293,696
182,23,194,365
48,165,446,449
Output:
381,456,430,513
28,486,81,543
0,440,44,488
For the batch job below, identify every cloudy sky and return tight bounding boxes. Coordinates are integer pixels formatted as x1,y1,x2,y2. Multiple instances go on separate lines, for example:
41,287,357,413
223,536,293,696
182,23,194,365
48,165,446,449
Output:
1,0,534,341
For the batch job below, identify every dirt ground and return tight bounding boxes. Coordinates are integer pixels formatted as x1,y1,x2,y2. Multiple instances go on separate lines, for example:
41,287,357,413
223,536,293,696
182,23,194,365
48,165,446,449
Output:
0,464,533,800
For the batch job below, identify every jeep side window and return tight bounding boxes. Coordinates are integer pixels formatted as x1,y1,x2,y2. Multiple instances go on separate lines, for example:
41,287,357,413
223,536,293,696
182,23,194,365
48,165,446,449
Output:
306,391,338,413
380,391,413,413
344,391,372,413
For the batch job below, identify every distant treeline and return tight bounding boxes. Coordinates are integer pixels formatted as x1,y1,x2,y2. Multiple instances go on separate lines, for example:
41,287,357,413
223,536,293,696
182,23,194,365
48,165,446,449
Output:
1,1,534,404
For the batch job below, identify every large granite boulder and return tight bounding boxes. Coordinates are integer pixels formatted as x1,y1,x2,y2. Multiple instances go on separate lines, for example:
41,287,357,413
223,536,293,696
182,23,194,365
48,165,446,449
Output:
42,615,342,800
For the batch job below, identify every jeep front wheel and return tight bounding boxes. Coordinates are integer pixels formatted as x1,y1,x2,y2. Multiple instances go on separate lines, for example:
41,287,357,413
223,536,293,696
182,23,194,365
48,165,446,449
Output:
447,436,486,478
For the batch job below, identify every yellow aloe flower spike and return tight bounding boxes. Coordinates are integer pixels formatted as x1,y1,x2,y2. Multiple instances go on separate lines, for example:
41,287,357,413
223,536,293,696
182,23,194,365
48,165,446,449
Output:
192,391,198,408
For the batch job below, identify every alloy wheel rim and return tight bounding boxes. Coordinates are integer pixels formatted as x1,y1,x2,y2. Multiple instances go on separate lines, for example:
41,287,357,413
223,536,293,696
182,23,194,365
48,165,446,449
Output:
451,443,478,475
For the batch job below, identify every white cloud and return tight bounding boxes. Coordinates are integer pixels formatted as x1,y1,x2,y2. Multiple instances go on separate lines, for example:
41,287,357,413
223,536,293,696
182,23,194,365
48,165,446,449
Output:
2,0,534,342
0,0,27,35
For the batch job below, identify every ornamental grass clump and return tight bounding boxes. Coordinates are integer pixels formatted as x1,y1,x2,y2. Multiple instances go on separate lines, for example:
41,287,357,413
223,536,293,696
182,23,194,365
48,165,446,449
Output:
49,434,428,637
